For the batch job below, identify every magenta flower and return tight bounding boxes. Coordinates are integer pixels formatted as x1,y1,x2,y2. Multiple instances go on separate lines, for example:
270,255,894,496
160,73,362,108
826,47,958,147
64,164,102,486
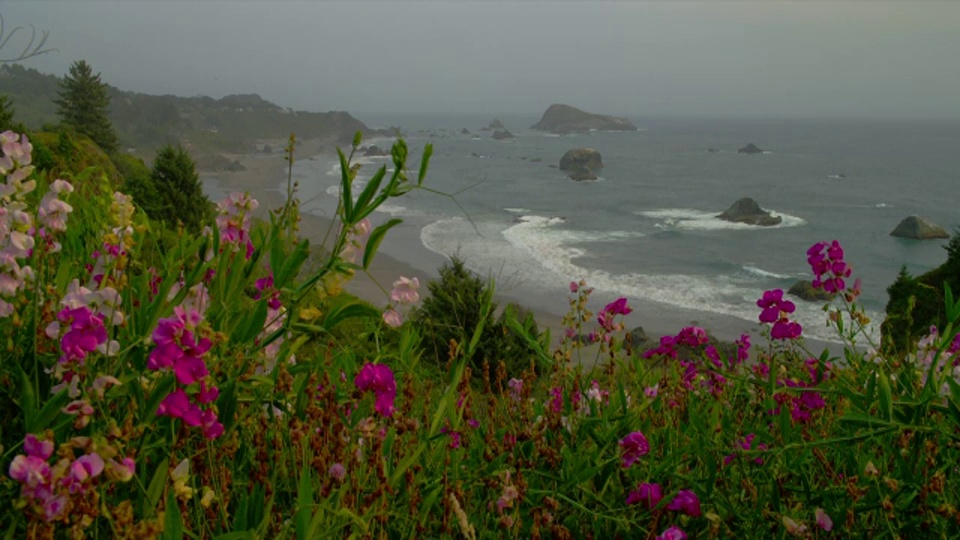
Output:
549,386,564,413
157,388,192,418
354,363,397,417
667,489,701,517
57,307,107,363
508,378,523,401
24,434,54,460
569,281,579,293
807,240,853,294
626,482,663,508
172,354,210,386
656,526,688,540
757,289,802,340
43,494,68,522
603,297,633,316
619,431,650,468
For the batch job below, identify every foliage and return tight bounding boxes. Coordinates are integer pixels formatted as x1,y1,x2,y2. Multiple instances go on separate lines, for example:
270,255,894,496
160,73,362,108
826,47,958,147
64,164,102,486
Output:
29,129,122,186
54,60,119,154
148,144,212,232
4,128,960,539
883,229,960,355
412,256,541,383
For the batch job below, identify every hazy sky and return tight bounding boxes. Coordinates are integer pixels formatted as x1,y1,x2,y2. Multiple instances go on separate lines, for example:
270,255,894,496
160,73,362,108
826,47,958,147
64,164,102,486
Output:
3,1,959,119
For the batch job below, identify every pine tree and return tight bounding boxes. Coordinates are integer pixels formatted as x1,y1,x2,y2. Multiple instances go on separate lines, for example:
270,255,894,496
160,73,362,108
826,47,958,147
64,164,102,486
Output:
150,145,212,232
0,94,15,131
55,60,119,153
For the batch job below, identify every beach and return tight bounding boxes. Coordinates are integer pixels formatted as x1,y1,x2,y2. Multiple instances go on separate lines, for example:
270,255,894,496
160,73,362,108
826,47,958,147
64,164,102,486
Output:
201,136,860,359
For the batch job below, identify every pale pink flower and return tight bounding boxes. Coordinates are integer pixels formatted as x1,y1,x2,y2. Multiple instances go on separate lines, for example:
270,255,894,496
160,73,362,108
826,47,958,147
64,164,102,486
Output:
390,276,420,304
383,307,403,328
815,508,833,531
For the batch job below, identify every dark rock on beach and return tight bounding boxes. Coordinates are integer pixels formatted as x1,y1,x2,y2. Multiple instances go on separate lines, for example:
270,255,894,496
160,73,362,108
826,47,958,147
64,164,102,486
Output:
568,168,598,181
362,145,389,157
532,104,637,134
788,280,834,302
718,197,782,226
492,129,515,140
890,215,949,239
559,148,603,172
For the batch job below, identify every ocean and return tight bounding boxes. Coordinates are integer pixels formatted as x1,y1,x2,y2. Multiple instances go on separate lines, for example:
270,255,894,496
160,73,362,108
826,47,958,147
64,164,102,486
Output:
286,113,959,345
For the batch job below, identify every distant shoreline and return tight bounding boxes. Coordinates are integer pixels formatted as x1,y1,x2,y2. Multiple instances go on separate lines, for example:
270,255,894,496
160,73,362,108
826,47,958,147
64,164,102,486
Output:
202,137,846,362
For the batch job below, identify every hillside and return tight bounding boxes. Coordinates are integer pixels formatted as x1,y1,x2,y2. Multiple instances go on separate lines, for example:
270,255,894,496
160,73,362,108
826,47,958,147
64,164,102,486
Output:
0,63,379,164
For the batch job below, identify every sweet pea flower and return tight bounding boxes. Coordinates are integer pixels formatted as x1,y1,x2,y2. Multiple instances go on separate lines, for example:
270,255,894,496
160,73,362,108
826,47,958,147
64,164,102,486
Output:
656,527,688,540
390,276,420,304
382,307,403,328
667,489,701,517
619,431,650,468
815,508,833,531
24,434,54,460
328,463,346,481
626,482,663,509
354,363,397,417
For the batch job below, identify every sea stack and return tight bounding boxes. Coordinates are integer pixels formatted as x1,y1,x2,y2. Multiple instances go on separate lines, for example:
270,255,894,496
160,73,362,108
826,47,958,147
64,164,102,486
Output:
737,143,764,154
532,104,637,134
890,216,949,239
718,198,782,226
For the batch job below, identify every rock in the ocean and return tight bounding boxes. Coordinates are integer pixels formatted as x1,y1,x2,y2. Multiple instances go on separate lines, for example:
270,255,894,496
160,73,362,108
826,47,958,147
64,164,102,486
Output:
492,129,515,140
890,215,949,239
737,143,764,154
488,118,505,129
363,145,389,157
718,198,782,226
568,168,598,181
559,148,603,172
461,128,470,135
532,104,637,134
788,280,834,302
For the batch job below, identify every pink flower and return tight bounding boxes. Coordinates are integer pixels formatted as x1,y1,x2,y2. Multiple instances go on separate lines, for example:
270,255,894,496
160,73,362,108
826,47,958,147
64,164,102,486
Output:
656,526,687,540
508,378,523,401
815,508,833,531
172,353,209,386
62,453,104,494
43,494,68,522
603,297,632,316
757,290,802,340
157,388,192,418
626,482,663,508
549,387,564,413
383,307,403,328
354,363,397,417
328,463,346,481
569,281,579,293
24,434,54,460
8,455,51,496
667,489,701,517
619,431,650,468
107,457,136,482
390,276,420,304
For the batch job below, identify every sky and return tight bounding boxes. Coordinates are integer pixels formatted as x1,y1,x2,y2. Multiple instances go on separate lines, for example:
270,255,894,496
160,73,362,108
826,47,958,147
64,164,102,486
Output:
2,0,959,119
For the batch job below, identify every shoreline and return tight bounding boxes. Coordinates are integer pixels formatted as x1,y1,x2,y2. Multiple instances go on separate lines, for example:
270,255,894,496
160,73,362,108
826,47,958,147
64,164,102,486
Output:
201,140,847,359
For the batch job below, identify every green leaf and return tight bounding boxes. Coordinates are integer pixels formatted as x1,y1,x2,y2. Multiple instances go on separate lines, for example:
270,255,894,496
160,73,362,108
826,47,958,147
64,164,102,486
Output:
30,390,69,434
323,302,382,331
877,368,893,422
217,379,238,433
353,166,387,216
143,459,169,516
352,131,363,149
389,446,426,486
362,218,402,270
338,149,354,222
19,367,37,432
276,239,310,288
162,490,184,540
237,301,269,345
418,143,433,186
295,460,314,540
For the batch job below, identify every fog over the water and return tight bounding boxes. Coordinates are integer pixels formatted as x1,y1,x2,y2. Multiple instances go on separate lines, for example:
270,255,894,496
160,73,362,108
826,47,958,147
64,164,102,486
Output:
3,1,959,119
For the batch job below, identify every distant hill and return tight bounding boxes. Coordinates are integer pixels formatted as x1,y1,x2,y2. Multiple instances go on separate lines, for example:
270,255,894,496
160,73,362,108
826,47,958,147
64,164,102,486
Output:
0,63,378,160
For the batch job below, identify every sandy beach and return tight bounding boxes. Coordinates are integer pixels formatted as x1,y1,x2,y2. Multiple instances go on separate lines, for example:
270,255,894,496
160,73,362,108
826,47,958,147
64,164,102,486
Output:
201,140,843,360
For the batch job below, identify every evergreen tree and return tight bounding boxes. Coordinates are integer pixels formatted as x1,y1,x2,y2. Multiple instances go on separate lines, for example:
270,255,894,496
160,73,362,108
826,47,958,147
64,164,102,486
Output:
150,145,212,232
0,94,15,131
55,60,119,153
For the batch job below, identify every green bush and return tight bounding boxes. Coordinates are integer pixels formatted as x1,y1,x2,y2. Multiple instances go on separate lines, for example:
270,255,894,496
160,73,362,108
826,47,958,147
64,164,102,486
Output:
412,256,540,384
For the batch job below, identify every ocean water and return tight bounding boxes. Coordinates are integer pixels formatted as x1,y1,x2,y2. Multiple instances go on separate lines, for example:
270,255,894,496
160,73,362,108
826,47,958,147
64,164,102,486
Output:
288,114,960,343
